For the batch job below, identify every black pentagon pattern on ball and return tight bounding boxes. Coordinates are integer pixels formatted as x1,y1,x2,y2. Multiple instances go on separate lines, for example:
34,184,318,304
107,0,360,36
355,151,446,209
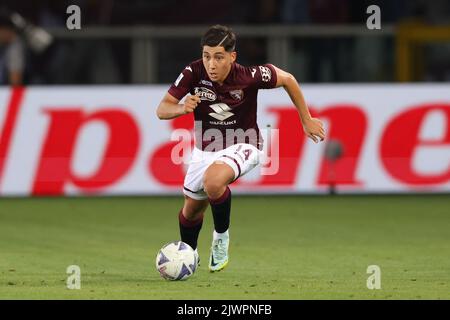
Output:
178,242,188,251
157,251,170,266
175,263,192,280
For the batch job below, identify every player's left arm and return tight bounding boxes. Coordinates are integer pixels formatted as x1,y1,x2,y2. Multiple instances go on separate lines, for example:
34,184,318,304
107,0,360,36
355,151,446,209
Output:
273,66,325,143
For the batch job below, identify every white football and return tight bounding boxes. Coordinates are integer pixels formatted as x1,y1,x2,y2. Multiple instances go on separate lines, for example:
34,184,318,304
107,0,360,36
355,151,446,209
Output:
155,241,197,280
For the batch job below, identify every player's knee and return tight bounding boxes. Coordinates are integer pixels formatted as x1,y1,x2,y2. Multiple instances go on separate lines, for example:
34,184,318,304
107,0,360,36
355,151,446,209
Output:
203,176,226,200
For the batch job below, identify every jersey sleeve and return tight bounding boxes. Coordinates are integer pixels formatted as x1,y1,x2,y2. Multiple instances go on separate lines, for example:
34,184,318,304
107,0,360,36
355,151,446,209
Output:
253,64,278,89
168,65,195,100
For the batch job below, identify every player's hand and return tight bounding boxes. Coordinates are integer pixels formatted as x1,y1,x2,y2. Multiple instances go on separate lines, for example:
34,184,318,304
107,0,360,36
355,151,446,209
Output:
182,95,201,114
303,118,325,143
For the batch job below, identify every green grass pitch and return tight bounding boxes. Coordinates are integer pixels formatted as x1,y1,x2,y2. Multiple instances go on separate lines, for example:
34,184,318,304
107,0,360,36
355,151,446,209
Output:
1,195,449,299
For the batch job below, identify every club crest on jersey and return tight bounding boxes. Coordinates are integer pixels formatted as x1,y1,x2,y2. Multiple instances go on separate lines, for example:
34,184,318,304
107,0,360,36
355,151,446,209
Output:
229,89,244,101
194,87,216,101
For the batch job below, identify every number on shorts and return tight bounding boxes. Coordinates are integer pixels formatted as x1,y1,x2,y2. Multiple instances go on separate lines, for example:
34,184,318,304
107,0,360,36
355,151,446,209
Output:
234,145,253,161
243,149,252,161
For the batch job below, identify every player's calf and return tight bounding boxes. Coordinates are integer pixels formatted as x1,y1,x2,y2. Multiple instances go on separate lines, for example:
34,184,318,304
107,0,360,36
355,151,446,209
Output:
178,196,208,251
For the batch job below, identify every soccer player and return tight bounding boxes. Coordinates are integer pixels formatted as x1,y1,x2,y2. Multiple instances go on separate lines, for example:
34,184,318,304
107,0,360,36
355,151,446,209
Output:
156,25,325,272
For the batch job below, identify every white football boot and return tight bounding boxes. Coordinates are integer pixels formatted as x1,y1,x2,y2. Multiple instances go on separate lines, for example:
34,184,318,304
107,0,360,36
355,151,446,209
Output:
208,230,229,272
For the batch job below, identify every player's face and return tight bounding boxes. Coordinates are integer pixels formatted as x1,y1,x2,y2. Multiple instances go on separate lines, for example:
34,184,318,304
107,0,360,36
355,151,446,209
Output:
202,46,236,84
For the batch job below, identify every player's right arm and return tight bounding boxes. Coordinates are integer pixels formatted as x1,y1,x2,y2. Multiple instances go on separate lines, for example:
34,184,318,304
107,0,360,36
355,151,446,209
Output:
156,93,200,120
156,63,201,120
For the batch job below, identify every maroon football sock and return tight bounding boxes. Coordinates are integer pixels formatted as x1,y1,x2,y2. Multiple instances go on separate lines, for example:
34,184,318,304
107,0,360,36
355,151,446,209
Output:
178,209,203,250
209,187,231,233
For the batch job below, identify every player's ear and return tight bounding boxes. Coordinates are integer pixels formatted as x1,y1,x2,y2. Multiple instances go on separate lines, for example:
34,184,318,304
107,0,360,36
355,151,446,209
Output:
230,51,237,63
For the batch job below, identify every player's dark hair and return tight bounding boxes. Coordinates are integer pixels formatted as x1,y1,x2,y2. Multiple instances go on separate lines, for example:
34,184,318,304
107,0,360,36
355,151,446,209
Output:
201,25,236,52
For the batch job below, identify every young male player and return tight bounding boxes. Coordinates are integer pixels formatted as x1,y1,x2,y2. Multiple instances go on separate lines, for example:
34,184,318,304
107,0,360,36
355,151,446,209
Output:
156,25,325,272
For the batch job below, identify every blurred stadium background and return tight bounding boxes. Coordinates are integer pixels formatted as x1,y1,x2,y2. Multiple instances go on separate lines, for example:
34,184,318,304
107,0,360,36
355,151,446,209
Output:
0,0,449,300
1,0,450,84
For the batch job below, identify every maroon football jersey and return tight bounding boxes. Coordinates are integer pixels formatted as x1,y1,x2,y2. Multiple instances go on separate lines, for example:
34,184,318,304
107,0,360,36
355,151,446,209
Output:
168,59,278,151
